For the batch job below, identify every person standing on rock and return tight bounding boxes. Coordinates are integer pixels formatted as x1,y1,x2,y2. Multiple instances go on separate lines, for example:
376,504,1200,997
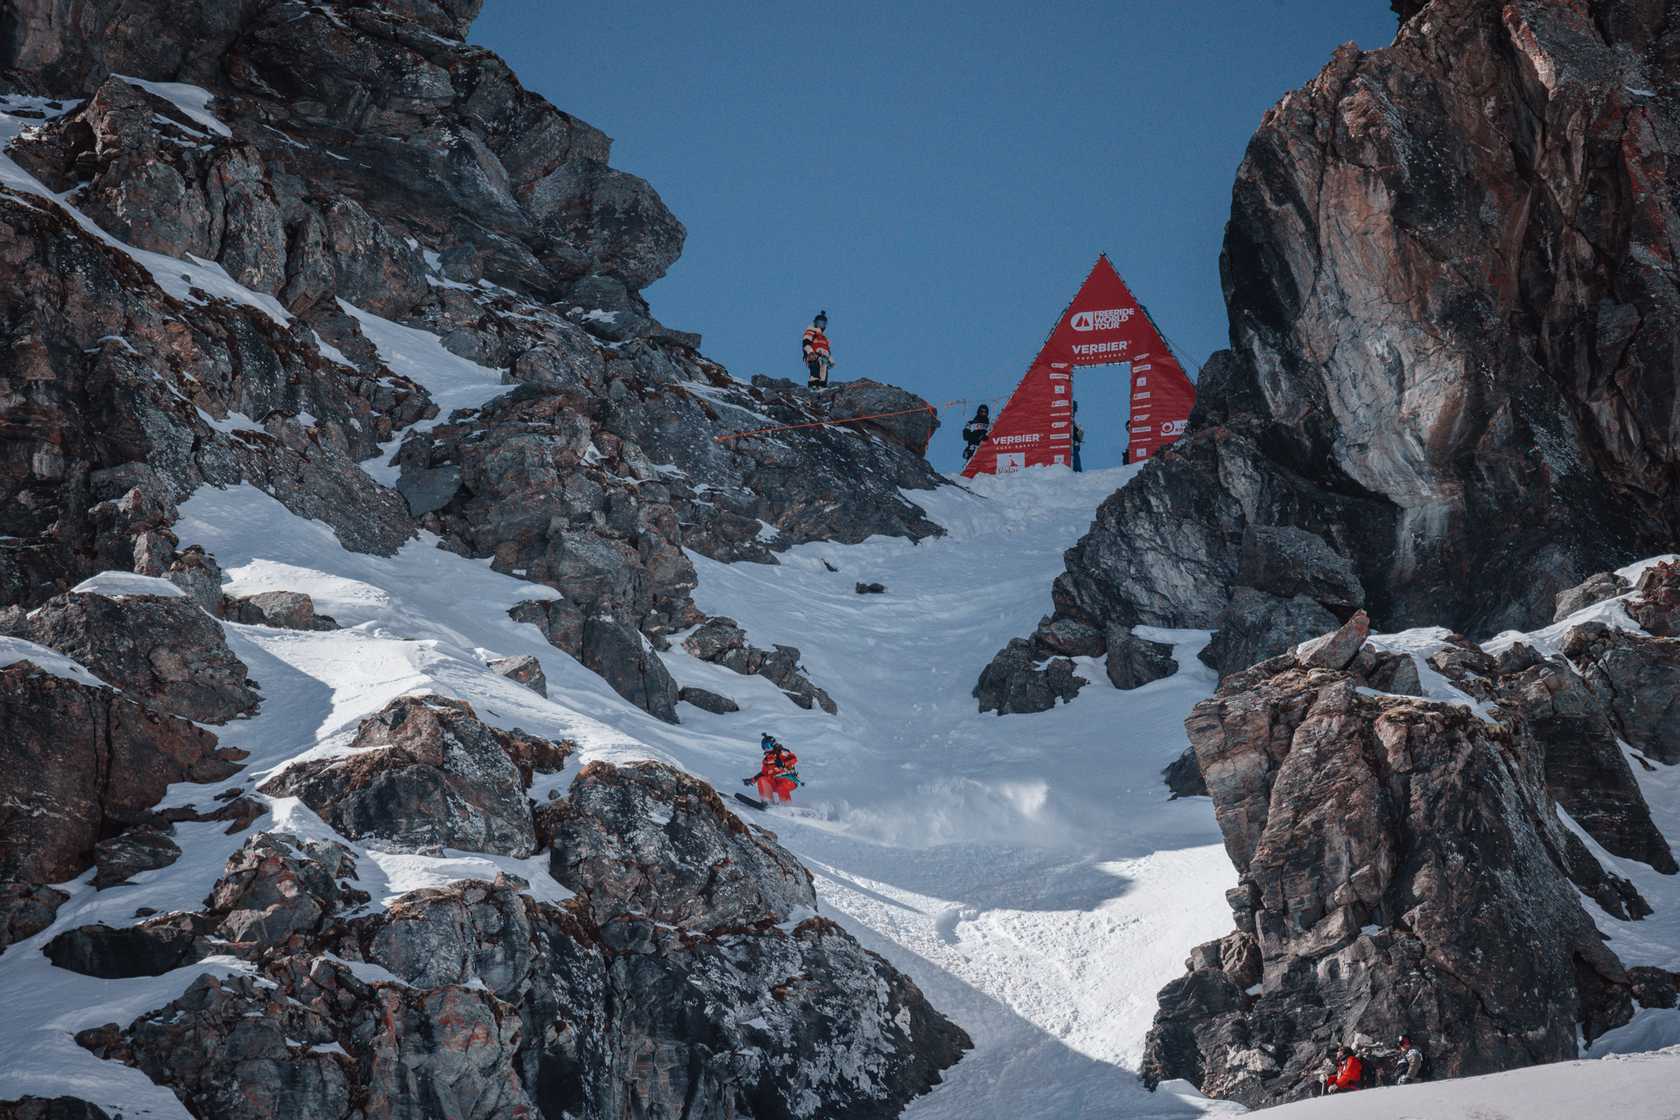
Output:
745,734,801,803
803,310,834,389
961,404,990,461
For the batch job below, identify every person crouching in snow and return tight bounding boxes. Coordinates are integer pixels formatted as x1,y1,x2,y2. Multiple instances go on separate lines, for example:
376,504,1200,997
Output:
1322,1046,1363,1094
744,733,801,803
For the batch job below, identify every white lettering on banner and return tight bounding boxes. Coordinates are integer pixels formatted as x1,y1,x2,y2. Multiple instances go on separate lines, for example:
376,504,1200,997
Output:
1072,341,1129,357
1133,363,1154,373
1161,419,1188,437
1069,308,1135,332
1051,420,1068,429
1054,384,1067,394
1134,391,1152,400
994,433,1041,447
1137,447,1150,457
1132,413,1151,422
1136,377,1148,387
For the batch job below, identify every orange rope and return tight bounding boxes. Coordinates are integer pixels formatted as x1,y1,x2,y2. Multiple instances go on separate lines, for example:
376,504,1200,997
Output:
714,402,957,443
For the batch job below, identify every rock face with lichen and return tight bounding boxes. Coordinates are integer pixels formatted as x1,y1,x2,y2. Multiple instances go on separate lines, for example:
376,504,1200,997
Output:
59,762,969,1119
1140,599,1680,1107
993,0,1680,700
0,2,967,1115
0,0,941,720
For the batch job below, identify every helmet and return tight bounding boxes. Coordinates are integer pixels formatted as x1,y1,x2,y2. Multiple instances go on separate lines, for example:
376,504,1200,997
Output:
814,310,828,327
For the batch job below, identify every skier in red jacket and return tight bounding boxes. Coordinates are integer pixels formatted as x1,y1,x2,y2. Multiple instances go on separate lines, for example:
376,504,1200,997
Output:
744,734,800,803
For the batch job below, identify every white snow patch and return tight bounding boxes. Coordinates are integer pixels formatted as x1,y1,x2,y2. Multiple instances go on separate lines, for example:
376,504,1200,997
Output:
0,636,105,686
114,76,232,137
69,571,186,599
337,299,508,484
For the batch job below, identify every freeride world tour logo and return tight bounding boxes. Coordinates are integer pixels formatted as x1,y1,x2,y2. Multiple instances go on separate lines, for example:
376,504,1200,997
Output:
1069,308,1134,332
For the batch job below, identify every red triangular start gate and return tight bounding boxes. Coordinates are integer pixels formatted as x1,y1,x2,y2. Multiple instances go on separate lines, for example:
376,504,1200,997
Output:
962,255,1196,477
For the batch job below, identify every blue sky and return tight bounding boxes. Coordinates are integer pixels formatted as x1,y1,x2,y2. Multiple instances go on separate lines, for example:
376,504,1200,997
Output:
472,2,1397,470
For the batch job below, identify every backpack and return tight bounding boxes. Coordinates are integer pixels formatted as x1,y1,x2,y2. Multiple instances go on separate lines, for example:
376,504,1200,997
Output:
1358,1053,1377,1089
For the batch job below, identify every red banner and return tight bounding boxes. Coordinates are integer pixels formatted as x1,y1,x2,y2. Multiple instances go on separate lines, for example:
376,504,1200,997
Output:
962,255,1195,476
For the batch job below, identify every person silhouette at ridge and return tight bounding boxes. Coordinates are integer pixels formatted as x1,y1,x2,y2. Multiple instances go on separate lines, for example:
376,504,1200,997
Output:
961,404,990,461
802,311,833,389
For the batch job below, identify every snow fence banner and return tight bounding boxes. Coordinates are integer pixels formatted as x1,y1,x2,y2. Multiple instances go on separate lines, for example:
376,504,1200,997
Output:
963,254,1196,476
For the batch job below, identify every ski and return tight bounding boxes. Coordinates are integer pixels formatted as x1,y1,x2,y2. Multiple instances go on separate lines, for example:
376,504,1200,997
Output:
734,792,769,811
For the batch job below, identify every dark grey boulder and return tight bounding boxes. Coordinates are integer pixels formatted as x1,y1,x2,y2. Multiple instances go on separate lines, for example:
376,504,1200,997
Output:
581,616,680,723
1163,746,1207,799
1566,623,1680,764
1555,570,1631,622
542,760,815,929
92,828,182,889
259,696,551,855
225,590,339,631
488,654,548,697
1198,588,1340,679
397,464,464,517
678,686,738,714
681,617,836,714
975,639,1086,715
1034,615,1107,658
44,921,211,979
25,591,259,723
204,832,366,946
1105,625,1178,690
1237,526,1364,610
0,882,69,952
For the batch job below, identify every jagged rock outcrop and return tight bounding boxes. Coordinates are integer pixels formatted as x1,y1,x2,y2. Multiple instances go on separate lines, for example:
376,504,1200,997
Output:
91,827,182,889
24,590,260,721
1565,622,1680,765
1,2,969,1112
1105,625,1178,690
0,659,243,885
488,653,547,696
974,638,1087,715
260,694,566,856
0,882,68,952
1001,0,1680,689
223,590,339,630
1139,611,1677,1107
71,762,968,1119
2,0,943,718
680,616,838,713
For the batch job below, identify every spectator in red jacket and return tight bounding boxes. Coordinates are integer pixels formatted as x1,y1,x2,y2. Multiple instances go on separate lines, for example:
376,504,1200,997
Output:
1324,1047,1364,1094
802,311,833,388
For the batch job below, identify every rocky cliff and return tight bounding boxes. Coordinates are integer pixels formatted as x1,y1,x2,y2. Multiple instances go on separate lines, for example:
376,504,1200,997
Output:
1139,566,1680,1107
0,2,966,1116
0,0,942,716
988,0,1680,701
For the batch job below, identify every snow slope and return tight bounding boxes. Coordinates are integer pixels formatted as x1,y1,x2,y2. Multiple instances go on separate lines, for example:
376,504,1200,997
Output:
0,460,1244,1117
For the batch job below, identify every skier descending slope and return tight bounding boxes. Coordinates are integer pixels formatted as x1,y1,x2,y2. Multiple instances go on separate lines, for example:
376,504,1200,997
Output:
740,732,801,807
